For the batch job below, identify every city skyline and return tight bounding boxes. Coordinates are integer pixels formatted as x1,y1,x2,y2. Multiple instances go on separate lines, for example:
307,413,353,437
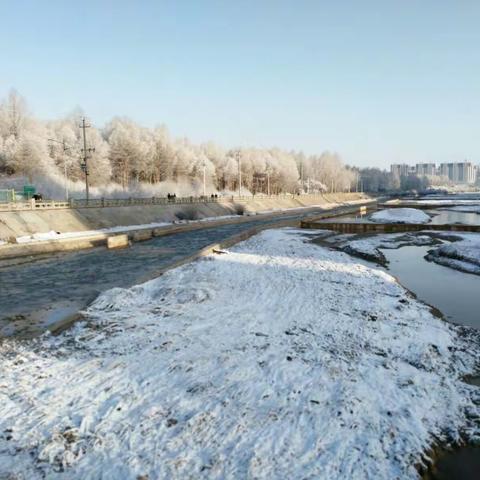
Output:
391,160,478,184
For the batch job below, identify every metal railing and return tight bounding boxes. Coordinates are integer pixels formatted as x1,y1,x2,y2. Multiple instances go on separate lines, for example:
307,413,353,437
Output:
0,192,367,212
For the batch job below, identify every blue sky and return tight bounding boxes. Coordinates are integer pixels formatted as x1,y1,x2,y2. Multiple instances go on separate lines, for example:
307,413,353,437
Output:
1,0,479,167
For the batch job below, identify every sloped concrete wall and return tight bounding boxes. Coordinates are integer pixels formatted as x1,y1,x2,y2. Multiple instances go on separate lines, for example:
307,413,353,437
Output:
0,193,369,240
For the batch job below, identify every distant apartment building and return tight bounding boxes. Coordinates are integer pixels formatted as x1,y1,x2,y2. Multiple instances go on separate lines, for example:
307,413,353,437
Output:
390,164,410,177
415,163,436,176
439,162,476,184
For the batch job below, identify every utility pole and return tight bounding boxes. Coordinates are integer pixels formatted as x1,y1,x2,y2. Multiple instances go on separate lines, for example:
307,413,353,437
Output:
235,150,242,197
267,168,270,196
80,117,94,202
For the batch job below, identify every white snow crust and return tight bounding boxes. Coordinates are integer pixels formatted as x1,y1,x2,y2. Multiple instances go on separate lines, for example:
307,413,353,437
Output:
427,233,480,275
0,229,478,479
341,233,437,263
370,208,430,224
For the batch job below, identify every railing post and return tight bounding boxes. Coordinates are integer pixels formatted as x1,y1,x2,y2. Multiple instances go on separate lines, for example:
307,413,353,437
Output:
30,198,35,210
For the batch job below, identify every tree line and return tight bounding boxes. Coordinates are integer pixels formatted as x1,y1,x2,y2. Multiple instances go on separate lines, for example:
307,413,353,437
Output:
0,90,360,197
0,89,450,198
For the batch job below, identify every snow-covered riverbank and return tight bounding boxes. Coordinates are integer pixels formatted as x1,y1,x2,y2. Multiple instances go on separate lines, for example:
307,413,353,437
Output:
426,233,480,275
334,230,480,275
0,229,479,479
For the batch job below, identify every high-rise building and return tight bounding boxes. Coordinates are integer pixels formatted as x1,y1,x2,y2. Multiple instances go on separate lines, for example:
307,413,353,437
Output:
390,164,410,177
415,163,436,176
439,162,476,184
391,161,477,184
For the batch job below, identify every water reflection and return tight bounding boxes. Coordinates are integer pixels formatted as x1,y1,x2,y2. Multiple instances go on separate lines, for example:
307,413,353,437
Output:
428,209,480,226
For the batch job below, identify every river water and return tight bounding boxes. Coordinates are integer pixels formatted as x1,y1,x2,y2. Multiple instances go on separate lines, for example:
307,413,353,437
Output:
382,245,480,329
428,209,480,225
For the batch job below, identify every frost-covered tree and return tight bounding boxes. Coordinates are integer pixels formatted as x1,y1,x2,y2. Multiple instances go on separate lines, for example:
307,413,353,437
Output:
0,89,362,197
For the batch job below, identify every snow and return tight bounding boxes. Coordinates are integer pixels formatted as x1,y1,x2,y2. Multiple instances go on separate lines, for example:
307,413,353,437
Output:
340,233,437,264
14,222,170,244
0,229,479,479
370,208,431,224
12,216,241,244
331,229,480,276
427,233,480,275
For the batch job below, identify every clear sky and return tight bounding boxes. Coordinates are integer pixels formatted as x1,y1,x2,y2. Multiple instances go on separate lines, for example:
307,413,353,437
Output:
1,0,479,167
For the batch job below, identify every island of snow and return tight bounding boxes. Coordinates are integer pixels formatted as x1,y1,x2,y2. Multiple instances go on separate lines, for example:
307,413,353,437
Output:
0,229,478,479
426,232,480,275
370,208,431,224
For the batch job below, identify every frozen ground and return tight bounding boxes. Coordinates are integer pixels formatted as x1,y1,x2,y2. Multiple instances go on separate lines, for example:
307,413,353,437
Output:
426,233,480,276
370,208,431,224
0,229,479,479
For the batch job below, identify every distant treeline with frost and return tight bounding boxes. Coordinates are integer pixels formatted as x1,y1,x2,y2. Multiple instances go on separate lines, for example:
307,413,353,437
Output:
0,89,452,198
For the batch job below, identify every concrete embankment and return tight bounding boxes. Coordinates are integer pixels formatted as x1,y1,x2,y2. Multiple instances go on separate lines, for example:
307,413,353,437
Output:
0,193,368,239
0,193,373,259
